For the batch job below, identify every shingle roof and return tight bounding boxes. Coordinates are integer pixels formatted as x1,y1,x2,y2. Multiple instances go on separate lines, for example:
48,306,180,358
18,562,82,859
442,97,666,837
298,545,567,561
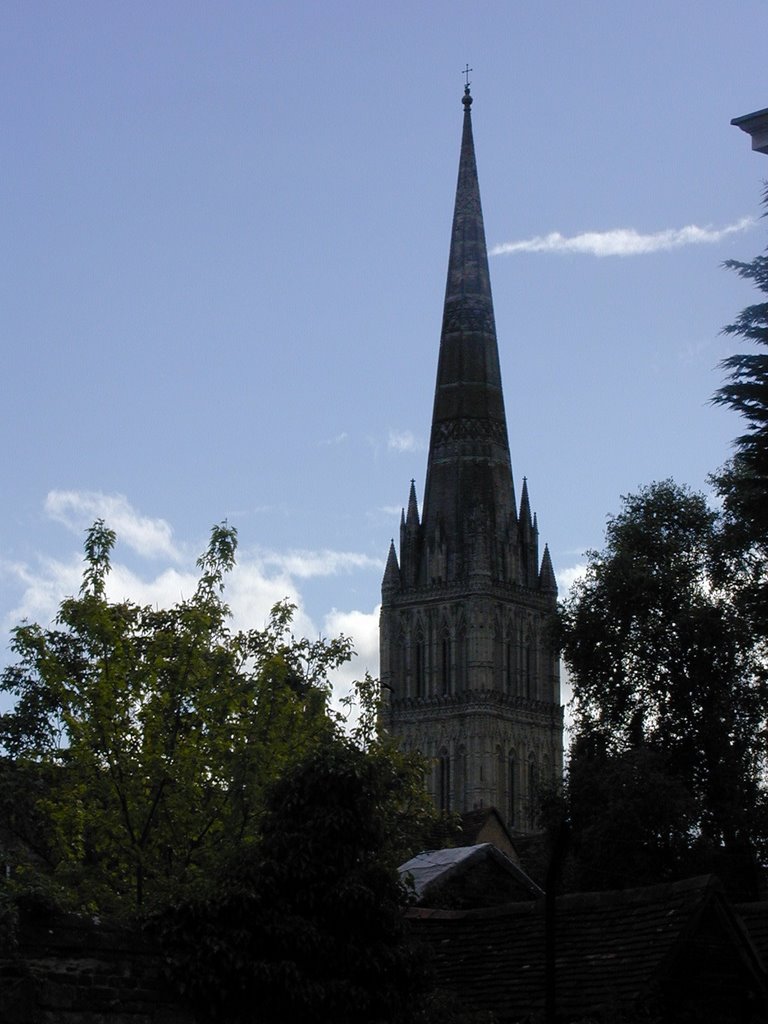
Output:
407,875,766,1022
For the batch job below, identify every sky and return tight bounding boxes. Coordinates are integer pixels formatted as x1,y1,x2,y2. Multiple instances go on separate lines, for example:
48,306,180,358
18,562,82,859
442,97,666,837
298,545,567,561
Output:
1,1,767,708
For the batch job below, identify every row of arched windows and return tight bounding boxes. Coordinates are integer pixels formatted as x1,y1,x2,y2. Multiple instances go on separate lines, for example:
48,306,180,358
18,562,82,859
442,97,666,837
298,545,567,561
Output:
432,745,552,831
504,752,538,829
398,627,467,698
396,617,546,700
494,627,538,699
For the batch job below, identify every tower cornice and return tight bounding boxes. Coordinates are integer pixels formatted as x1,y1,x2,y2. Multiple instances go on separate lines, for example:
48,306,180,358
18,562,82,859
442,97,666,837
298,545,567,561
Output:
382,578,557,612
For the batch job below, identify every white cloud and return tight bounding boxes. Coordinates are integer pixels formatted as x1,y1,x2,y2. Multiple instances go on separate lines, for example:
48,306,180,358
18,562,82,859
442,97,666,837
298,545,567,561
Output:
325,606,379,673
323,605,381,720
105,564,200,609
226,561,311,637
387,429,424,453
2,556,202,634
318,432,348,447
2,549,378,713
491,216,754,258
258,549,382,579
3,496,382,708
45,491,179,561
557,563,587,594
3,555,83,629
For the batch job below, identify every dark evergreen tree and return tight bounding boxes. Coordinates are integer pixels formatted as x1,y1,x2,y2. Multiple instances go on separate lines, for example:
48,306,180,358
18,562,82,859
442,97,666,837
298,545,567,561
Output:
712,185,768,635
714,185,768,503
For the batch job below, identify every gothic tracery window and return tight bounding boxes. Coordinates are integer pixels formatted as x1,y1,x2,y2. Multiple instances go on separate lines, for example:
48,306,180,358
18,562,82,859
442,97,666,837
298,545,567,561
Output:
455,622,467,692
438,750,451,813
527,753,538,830
414,628,426,698
508,752,517,827
493,614,503,688
456,745,466,811
524,632,533,699
505,619,515,693
441,628,451,695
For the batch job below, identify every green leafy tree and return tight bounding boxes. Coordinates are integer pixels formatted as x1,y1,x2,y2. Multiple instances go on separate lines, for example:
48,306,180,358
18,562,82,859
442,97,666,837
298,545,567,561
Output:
0,520,353,911
154,735,439,1024
1,523,449,1017
563,741,699,892
559,481,768,896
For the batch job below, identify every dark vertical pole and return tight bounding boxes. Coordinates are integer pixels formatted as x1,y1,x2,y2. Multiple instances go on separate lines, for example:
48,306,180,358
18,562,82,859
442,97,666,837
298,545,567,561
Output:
545,820,569,1024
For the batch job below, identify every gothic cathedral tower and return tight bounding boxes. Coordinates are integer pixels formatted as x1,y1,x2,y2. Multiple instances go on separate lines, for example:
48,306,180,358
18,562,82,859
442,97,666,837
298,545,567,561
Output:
380,86,563,831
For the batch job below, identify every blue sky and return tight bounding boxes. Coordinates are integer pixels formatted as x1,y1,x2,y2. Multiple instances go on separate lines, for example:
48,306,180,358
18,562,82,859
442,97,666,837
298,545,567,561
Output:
2,1,766,701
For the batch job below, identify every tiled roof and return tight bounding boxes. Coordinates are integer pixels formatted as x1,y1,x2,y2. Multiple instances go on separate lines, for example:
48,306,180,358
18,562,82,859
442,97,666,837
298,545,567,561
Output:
407,875,763,1022
399,843,543,904
424,807,519,855
459,807,502,839
737,901,768,968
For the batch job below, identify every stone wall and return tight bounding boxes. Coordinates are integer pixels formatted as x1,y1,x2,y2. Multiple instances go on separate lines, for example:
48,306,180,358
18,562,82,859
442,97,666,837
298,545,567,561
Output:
0,911,193,1024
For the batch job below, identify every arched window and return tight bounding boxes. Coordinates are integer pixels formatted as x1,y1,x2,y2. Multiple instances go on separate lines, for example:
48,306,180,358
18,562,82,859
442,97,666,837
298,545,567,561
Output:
456,745,466,811
455,622,467,693
441,629,451,696
496,745,505,814
508,752,517,827
505,628,514,693
438,750,451,813
396,630,407,697
527,753,538,830
516,622,525,696
415,629,426,698
493,616,503,689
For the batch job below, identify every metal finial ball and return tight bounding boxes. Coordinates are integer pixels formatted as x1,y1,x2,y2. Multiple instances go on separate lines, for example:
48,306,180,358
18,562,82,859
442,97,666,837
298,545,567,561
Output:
462,85,473,108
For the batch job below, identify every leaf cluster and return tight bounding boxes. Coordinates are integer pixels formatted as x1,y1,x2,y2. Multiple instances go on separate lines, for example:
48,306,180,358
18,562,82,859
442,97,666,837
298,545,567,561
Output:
0,520,357,912
152,736,438,1024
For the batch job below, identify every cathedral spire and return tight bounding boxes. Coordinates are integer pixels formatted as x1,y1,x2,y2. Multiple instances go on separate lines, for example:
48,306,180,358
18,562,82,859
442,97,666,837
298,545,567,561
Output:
419,86,514,582
378,85,562,829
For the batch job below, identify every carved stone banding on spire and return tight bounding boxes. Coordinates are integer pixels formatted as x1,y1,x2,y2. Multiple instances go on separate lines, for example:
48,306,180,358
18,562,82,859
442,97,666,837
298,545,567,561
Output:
442,302,496,335
431,417,510,448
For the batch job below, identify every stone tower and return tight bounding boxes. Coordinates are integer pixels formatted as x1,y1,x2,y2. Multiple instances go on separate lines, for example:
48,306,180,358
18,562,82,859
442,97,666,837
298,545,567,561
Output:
380,86,563,830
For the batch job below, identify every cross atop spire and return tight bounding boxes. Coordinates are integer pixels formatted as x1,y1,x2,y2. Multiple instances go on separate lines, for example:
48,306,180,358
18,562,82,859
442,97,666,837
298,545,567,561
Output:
462,65,473,107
